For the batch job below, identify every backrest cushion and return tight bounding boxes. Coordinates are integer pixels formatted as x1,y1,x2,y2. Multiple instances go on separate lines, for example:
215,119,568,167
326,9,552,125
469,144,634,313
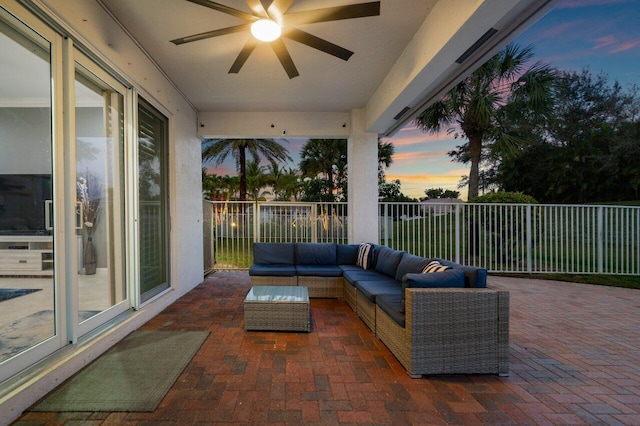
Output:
336,244,360,265
394,253,430,281
356,243,375,270
374,246,405,278
433,258,488,288
253,242,295,265
296,243,337,265
400,269,464,312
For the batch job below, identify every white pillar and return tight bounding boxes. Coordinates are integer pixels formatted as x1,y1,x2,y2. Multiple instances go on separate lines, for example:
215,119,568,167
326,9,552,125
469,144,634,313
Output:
348,109,379,243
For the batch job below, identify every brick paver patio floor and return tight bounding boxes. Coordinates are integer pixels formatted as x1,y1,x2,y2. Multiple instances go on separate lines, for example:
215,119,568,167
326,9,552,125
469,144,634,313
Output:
16,272,640,425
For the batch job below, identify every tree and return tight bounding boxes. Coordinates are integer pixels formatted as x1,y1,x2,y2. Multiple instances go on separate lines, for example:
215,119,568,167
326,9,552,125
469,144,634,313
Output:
496,70,640,202
299,138,405,201
415,43,555,199
201,169,240,200
299,139,348,201
245,160,272,200
202,138,291,201
423,187,460,200
268,163,303,201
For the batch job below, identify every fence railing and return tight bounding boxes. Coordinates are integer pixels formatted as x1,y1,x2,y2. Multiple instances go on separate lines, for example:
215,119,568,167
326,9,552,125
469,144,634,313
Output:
204,200,640,275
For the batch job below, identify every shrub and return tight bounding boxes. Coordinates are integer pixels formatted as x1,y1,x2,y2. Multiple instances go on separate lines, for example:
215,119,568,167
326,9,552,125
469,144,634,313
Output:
469,191,537,204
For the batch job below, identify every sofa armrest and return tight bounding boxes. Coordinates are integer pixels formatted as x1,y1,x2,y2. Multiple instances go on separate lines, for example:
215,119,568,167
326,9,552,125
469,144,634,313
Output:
405,288,509,375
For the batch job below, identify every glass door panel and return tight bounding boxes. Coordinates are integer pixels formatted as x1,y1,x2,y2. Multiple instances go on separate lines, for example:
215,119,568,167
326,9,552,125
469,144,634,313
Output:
0,16,55,364
74,64,126,329
138,99,169,302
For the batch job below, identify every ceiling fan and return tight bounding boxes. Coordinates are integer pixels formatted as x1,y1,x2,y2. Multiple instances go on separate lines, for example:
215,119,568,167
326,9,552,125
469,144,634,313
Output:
170,0,381,79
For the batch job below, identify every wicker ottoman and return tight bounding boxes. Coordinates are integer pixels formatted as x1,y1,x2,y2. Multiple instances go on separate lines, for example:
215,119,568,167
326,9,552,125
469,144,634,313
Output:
244,286,310,332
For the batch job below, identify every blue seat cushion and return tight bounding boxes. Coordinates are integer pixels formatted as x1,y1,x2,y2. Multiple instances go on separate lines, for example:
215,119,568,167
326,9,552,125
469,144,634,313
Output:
296,243,337,265
355,280,401,302
336,244,360,265
295,265,343,277
253,242,295,265
249,264,297,277
343,269,390,285
373,246,405,278
400,268,465,312
376,293,405,328
338,264,363,272
394,253,430,282
431,258,488,288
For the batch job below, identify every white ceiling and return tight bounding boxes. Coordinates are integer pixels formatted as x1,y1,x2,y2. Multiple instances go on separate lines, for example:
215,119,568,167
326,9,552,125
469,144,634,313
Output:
4,0,559,136
100,0,436,113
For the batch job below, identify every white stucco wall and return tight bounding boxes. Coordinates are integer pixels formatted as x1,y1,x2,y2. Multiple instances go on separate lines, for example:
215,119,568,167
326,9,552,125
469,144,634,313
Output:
38,0,204,295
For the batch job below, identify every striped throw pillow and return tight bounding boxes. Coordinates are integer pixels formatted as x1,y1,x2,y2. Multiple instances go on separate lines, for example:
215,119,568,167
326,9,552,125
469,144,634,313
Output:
356,243,374,270
422,260,451,273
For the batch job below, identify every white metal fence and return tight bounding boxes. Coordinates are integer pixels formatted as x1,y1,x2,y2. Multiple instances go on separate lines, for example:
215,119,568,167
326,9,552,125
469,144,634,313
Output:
204,200,640,275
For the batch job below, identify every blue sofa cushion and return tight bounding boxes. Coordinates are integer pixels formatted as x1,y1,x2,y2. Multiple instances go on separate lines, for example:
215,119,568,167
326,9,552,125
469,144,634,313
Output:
432,258,488,288
400,268,465,312
295,265,343,277
356,243,375,270
338,264,363,272
253,242,295,265
394,253,430,282
376,294,405,328
355,280,402,302
374,246,405,278
249,264,297,277
296,242,336,265
343,269,390,286
336,244,359,265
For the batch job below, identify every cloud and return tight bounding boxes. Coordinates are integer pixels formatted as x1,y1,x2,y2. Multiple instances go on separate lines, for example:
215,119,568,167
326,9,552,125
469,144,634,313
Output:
205,164,233,175
593,35,616,49
392,152,447,162
387,168,467,184
537,22,577,39
384,127,455,147
611,39,640,53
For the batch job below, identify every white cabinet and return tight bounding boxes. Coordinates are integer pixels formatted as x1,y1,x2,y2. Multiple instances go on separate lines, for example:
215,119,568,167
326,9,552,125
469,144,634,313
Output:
0,236,53,276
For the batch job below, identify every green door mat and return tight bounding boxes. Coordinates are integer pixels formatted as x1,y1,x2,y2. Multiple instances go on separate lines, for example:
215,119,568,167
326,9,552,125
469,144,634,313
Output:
32,330,209,412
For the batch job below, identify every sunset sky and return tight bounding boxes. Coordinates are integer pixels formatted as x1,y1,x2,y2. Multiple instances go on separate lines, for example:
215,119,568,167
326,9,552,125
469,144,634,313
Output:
204,0,640,200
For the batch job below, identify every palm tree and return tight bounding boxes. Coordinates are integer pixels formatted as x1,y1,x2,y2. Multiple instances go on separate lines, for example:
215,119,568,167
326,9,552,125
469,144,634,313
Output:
202,138,291,201
268,163,302,201
415,43,555,199
299,139,348,200
245,160,272,200
378,140,394,170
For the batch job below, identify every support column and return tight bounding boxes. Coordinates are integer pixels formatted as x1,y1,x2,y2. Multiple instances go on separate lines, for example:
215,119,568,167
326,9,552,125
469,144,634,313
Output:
348,109,379,243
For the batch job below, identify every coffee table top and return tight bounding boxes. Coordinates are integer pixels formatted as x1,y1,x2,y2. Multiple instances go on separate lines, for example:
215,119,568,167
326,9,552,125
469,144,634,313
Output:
245,286,309,303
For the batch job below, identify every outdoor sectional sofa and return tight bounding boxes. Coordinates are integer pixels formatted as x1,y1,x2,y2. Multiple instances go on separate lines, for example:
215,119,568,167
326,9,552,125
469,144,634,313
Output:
249,242,509,377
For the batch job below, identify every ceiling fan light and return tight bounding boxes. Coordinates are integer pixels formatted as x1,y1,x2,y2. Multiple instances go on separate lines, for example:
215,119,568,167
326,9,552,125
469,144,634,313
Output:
251,19,281,42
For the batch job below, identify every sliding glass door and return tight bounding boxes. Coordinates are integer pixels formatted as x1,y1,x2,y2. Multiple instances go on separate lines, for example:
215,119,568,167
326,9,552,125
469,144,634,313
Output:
0,6,59,376
74,56,128,334
137,99,170,302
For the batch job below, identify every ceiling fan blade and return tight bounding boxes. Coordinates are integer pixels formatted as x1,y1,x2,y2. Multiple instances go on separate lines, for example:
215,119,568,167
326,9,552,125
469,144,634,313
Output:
267,0,295,22
283,1,380,27
284,28,353,61
229,38,258,74
245,0,268,18
186,0,257,22
170,24,251,45
270,39,299,79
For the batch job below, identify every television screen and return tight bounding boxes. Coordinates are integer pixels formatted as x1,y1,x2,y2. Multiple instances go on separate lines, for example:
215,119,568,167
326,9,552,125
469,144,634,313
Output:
0,174,52,235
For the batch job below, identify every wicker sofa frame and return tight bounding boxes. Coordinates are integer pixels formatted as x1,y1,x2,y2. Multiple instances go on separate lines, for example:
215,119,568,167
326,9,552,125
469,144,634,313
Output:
248,242,509,376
